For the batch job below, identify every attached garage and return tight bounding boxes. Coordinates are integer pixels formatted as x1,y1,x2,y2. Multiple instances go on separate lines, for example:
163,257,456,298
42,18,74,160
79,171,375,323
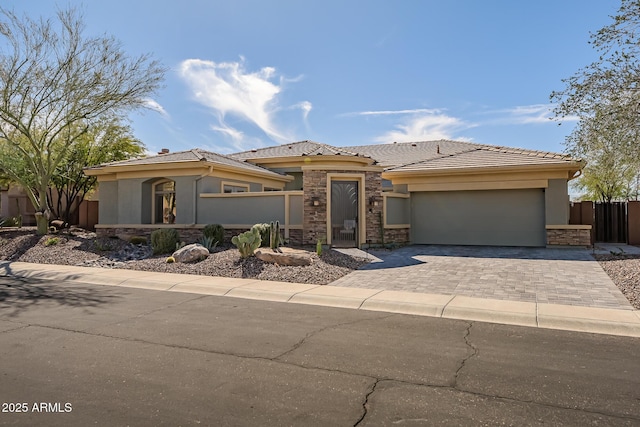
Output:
410,189,546,247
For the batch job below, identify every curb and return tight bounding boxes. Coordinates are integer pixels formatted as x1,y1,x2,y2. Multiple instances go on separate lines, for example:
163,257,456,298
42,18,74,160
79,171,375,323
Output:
2,261,639,338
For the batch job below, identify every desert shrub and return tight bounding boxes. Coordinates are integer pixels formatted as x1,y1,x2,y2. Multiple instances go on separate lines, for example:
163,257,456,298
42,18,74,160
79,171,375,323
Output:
0,216,20,227
231,229,261,258
150,228,180,255
198,235,219,253
129,236,147,245
94,239,115,252
44,237,60,247
250,223,270,247
203,224,225,245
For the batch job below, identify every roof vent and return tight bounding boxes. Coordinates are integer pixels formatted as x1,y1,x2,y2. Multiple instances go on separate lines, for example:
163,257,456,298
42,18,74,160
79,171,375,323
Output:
437,144,440,154
393,141,397,144
251,149,257,152
411,143,417,147
158,148,169,154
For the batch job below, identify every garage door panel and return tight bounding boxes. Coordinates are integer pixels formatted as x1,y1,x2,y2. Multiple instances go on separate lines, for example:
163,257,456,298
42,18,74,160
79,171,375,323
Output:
411,189,545,247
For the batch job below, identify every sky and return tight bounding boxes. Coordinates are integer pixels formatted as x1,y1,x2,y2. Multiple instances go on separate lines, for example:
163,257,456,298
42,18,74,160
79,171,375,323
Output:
5,1,620,155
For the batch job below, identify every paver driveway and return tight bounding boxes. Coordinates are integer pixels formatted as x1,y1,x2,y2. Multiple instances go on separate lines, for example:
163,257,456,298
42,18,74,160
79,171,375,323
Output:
331,245,632,309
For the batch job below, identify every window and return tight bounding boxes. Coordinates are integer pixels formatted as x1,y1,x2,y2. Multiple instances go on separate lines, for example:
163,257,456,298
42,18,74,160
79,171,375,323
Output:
154,180,176,223
222,181,249,193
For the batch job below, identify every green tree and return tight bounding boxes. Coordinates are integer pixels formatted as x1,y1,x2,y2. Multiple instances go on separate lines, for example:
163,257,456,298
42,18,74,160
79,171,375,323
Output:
47,118,145,225
552,0,640,133
565,107,640,201
552,0,640,201
0,7,164,234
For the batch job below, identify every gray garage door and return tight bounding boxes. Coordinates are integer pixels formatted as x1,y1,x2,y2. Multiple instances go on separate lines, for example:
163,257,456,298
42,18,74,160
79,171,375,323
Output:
411,189,546,247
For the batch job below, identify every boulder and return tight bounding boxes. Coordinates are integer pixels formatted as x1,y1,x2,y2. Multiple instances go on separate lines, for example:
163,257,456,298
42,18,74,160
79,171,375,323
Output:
172,243,209,263
255,247,312,266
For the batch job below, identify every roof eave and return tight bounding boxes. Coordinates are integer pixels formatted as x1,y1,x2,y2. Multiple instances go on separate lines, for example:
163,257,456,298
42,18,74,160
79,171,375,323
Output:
383,161,585,178
84,159,292,182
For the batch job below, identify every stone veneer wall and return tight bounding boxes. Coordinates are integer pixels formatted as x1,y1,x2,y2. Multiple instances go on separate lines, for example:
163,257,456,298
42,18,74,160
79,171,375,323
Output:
383,228,410,245
302,169,383,246
546,226,591,247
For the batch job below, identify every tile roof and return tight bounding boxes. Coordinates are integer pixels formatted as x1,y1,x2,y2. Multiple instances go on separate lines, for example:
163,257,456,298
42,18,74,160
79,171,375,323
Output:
386,141,580,171
87,148,286,177
231,140,371,160
231,139,580,172
343,140,479,167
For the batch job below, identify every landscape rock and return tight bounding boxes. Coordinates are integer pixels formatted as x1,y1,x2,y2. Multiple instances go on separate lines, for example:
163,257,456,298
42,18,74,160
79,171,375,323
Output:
255,247,313,266
0,228,372,285
172,243,209,263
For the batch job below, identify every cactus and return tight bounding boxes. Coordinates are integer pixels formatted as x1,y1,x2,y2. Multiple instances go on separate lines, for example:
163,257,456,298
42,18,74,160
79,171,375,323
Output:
198,235,219,253
166,256,175,263
203,224,225,245
231,229,262,258
150,228,181,255
251,223,270,247
129,236,147,245
316,239,323,256
269,220,282,250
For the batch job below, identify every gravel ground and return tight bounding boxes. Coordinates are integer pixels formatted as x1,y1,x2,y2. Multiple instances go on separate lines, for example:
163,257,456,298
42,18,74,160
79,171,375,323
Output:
594,254,640,309
1,228,639,308
0,228,369,285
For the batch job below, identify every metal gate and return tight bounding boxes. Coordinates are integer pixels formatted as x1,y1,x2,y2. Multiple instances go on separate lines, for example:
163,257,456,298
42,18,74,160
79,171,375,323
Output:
595,202,628,243
331,180,358,247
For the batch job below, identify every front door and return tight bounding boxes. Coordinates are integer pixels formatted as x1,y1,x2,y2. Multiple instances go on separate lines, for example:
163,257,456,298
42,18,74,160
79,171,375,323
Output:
331,180,359,247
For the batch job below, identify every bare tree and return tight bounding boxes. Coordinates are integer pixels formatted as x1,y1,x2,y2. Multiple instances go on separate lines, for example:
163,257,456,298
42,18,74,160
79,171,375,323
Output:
0,7,165,234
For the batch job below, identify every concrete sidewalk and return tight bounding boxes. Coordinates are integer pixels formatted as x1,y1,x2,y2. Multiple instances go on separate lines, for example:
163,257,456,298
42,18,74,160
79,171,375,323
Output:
1,261,639,338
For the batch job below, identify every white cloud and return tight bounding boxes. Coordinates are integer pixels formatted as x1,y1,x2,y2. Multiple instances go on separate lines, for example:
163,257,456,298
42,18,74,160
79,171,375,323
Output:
179,58,310,146
144,98,169,119
210,124,244,142
490,104,580,125
347,108,441,117
355,109,473,143
295,101,313,120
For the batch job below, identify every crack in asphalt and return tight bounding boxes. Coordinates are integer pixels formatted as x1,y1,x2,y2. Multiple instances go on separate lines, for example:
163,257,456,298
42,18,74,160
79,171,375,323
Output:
353,378,380,426
273,313,397,360
0,323,30,334
452,321,478,388
13,323,640,423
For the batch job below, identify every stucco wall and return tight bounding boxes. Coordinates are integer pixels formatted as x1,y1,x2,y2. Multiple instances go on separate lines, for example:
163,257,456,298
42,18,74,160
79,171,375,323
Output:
289,194,303,225
545,179,569,225
198,176,262,194
270,169,302,191
97,181,118,224
117,178,145,224
197,195,285,225
141,180,152,224
174,176,197,224
386,196,410,225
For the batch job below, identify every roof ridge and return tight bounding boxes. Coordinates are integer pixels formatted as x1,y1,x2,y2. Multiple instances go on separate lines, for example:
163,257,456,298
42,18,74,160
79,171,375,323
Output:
385,146,481,170
475,143,573,160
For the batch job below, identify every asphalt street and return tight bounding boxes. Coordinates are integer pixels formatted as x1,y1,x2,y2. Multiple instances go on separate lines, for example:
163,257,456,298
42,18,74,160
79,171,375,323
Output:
0,276,639,426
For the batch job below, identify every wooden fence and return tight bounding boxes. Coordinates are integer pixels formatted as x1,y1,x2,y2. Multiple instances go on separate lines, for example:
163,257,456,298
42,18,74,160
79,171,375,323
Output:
570,201,640,245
